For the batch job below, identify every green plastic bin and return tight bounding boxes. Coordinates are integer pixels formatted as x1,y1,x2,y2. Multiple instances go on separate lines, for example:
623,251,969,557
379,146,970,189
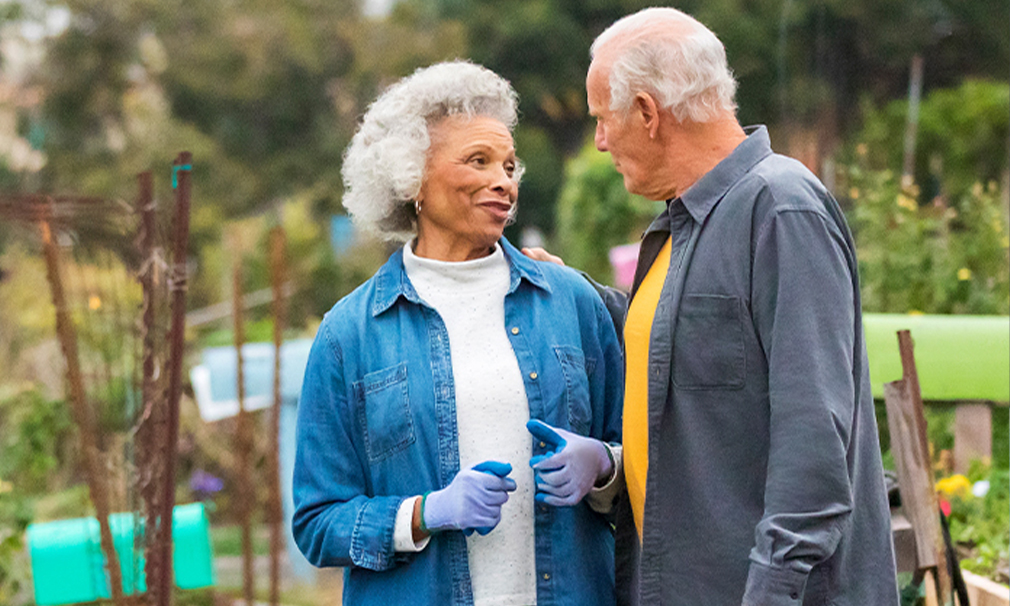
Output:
27,502,215,605
863,313,1010,402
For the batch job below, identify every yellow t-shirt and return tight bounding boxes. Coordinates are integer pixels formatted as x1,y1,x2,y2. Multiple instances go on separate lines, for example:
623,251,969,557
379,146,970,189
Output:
623,236,672,538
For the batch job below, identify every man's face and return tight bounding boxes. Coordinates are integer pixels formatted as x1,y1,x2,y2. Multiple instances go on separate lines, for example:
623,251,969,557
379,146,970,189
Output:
586,61,658,199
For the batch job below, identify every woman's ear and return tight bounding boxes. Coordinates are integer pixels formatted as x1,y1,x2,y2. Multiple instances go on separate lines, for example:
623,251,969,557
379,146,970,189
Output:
633,92,661,140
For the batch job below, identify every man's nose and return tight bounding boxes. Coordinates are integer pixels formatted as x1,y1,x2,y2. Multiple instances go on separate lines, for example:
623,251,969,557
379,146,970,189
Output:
594,123,607,152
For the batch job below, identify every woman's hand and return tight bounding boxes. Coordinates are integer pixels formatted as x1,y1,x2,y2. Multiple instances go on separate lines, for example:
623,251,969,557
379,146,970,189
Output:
419,461,517,535
527,420,613,507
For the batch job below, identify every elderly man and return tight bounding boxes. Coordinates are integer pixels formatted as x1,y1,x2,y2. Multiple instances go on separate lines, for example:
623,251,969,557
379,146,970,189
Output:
528,7,899,606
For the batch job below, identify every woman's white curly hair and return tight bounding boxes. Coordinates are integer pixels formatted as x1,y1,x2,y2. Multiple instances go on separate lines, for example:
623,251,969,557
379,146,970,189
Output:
591,7,737,124
341,60,521,241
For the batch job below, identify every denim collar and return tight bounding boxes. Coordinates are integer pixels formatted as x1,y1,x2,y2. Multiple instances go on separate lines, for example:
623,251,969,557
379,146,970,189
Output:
371,236,551,317
644,124,774,235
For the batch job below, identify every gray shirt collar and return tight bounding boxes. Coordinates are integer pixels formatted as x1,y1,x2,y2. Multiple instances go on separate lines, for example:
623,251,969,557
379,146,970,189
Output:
646,125,774,234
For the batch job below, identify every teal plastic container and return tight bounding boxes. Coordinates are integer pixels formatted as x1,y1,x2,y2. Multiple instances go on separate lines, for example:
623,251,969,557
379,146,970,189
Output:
27,502,215,605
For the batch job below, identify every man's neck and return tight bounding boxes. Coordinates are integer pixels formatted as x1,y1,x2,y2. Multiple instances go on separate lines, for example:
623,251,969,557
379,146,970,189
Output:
660,116,747,199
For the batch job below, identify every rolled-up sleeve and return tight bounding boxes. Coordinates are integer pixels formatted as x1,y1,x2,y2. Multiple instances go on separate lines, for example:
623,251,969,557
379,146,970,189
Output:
291,321,403,571
743,205,857,605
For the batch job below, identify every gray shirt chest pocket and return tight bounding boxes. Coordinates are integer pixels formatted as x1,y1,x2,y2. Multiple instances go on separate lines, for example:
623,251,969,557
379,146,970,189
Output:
353,362,416,462
673,294,746,390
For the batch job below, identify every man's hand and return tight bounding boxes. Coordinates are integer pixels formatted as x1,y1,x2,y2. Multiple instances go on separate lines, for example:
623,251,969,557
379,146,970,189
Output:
521,247,565,266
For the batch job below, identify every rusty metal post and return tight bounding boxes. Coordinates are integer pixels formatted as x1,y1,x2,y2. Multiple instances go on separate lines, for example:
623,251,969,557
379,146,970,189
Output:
267,227,287,606
884,330,952,605
157,153,193,606
135,172,165,606
232,254,255,606
40,213,127,606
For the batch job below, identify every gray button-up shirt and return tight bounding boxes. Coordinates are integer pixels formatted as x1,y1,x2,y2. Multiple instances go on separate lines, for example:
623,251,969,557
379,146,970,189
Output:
615,126,899,606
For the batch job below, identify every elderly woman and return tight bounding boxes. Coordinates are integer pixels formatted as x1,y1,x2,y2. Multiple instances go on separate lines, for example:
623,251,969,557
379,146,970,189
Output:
292,61,623,606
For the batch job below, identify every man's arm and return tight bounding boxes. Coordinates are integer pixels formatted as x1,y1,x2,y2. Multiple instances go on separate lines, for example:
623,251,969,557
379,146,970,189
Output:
743,205,858,605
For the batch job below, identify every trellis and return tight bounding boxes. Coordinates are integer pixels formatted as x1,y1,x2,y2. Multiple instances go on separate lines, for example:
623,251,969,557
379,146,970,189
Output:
0,153,191,606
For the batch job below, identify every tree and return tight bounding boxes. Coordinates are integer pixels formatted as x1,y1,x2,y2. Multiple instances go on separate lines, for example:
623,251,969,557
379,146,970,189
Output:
553,137,661,284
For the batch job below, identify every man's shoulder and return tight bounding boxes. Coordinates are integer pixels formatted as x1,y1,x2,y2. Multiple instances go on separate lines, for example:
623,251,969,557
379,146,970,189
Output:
531,258,602,302
734,152,837,221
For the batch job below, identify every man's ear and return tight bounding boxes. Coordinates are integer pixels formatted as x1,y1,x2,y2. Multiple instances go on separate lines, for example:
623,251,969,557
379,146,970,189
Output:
633,92,661,139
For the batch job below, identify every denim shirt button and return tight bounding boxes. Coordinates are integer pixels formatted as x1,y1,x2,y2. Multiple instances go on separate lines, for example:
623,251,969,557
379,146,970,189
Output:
543,573,550,580
511,326,520,335
529,371,538,380
539,441,546,448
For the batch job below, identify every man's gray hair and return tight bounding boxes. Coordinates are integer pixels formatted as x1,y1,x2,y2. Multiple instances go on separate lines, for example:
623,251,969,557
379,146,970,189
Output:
341,60,521,241
591,7,737,123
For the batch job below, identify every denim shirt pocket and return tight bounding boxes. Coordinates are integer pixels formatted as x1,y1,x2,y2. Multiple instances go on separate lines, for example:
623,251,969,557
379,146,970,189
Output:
673,294,746,390
554,345,596,434
353,362,416,462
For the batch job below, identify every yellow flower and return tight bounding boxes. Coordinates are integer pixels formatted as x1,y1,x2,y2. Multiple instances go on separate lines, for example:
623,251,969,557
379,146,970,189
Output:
936,474,972,498
957,268,972,281
908,310,924,316
0,478,12,495
896,194,917,211
849,187,860,200
856,143,868,157
89,295,102,310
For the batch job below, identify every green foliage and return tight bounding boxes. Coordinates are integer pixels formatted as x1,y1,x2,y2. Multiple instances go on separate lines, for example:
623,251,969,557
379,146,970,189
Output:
667,0,1008,132
0,388,74,495
843,162,1009,314
0,388,47,606
994,408,1009,471
200,318,282,348
209,523,270,557
553,138,662,285
0,489,32,606
947,467,1010,582
854,80,1010,203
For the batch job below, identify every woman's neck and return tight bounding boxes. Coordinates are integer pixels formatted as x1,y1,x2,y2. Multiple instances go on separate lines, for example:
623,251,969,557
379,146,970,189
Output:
412,234,496,262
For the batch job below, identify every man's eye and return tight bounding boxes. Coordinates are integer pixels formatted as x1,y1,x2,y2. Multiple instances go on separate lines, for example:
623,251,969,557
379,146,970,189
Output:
505,163,516,176
469,155,487,166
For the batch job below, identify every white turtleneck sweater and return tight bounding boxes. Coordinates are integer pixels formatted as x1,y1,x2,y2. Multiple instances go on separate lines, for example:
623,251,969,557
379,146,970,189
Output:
395,241,536,606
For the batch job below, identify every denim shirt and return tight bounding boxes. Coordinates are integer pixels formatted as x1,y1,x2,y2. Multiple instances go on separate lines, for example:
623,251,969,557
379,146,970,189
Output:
292,237,623,606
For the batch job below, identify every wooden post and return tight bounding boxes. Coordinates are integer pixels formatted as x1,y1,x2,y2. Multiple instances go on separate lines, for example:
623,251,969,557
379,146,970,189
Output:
953,403,993,474
232,255,255,606
902,54,924,182
157,152,193,606
40,214,127,606
883,330,951,605
267,226,287,606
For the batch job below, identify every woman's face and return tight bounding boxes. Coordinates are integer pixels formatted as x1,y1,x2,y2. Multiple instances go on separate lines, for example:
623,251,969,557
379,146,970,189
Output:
414,115,518,261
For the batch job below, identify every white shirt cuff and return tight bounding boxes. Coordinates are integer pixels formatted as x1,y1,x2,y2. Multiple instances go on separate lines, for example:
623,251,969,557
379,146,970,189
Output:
393,496,431,552
587,443,624,514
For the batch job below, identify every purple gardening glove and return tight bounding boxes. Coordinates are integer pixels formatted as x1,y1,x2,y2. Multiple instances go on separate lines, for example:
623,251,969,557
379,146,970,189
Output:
423,460,516,534
527,419,612,507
